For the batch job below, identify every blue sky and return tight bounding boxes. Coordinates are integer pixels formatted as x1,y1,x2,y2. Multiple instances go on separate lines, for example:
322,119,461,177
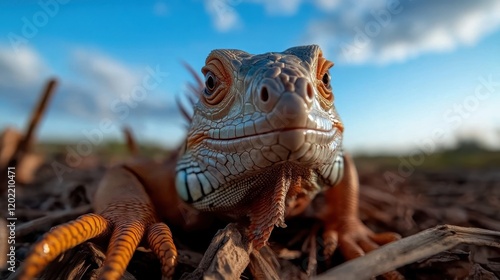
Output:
1,0,499,154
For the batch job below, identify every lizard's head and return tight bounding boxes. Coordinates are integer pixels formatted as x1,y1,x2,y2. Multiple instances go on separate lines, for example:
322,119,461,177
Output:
176,45,344,246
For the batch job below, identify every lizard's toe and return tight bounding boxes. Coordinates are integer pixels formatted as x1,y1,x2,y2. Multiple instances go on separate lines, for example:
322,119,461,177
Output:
99,220,146,279
338,229,400,260
338,234,366,259
371,231,401,245
17,213,110,280
147,223,177,279
322,229,338,258
323,219,400,261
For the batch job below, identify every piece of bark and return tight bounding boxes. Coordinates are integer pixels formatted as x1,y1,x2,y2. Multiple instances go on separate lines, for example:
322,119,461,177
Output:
0,127,22,168
277,259,309,280
17,154,45,183
467,264,498,280
180,223,250,280
304,225,318,277
42,242,108,280
315,225,500,280
2,79,57,185
123,126,140,156
276,248,302,260
176,249,204,268
18,79,58,157
249,246,280,280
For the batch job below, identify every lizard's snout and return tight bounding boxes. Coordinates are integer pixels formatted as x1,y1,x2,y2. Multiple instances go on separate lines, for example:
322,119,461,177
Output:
254,75,314,114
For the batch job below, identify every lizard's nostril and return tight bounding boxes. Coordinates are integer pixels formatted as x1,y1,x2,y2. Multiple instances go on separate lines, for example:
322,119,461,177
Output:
306,83,314,101
260,86,269,102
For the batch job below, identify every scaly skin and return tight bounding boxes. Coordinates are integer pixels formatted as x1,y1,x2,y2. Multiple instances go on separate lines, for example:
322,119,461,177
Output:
17,45,399,279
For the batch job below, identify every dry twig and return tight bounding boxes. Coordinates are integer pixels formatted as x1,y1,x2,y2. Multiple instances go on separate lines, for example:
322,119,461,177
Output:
315,225,500,280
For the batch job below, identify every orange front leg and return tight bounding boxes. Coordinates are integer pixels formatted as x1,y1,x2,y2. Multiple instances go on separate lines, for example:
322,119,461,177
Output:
320,154,400,260
17,165,177,280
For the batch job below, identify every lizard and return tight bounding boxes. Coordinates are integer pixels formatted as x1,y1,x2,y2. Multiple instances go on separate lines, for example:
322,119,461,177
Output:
17,45,399,279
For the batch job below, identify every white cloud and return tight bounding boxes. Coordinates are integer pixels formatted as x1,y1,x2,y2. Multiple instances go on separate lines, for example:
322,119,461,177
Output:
204,0,242,32
303,0,500,64
0,47,184,148
70,49,144,118
0,46,48,87
0,45,178,127
247,0,302,15
68,49,179,123
0,46,54,119
72,49,140,97
203,0,343,32
314,0,341,11
245,0,343,15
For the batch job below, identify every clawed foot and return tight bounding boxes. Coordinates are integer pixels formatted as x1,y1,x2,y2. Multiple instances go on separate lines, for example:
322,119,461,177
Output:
17,204,177,280
322,218,400,260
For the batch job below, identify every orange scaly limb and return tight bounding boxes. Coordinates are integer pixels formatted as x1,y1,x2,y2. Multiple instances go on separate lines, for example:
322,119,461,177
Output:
320,153,400,259
17,213,109,280
147,223,177,277
18,165,178,280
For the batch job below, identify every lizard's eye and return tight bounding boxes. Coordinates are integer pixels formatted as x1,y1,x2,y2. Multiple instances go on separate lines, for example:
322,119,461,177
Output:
316,52,334,108
204,71,218,94
321,72,331,89
201,57,231,106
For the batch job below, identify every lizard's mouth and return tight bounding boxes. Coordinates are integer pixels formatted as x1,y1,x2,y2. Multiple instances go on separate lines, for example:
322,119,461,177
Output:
203,126,342,155
207,126,338,141
204,114,343,140
202,126,343,170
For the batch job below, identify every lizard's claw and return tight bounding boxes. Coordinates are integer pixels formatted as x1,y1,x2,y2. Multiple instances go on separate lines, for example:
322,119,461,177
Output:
322,218,400,260
17,213,110,280
18,202,177,280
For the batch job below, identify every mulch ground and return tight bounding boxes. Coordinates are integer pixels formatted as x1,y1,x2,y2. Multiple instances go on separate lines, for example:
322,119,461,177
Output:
1,156,499,279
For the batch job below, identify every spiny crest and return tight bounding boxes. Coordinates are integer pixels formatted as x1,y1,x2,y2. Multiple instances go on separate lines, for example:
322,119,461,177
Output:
176,62,203,123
